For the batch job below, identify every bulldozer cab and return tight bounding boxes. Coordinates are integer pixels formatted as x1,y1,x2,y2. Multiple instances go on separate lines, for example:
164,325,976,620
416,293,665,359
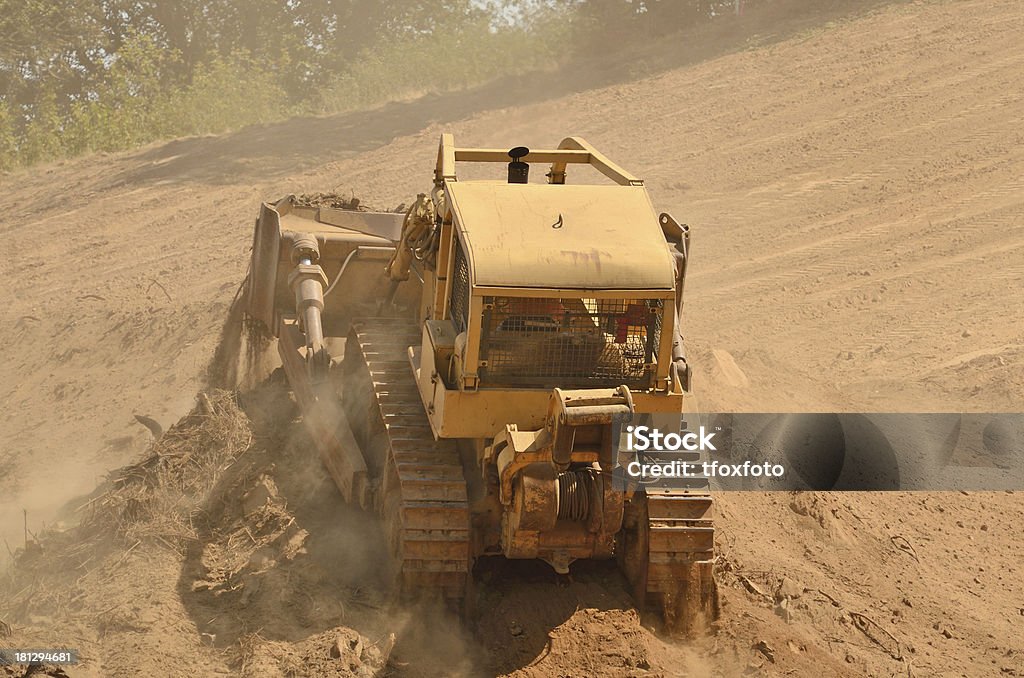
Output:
421,135,687,402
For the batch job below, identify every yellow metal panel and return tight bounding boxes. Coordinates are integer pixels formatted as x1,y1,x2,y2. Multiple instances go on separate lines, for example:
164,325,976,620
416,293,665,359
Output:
471,286,675,300
436,132,456,183
551,136,643,186
438,389,550,438
433,221,454,321
463,294,484,384
417,375,688,441
455,148,591,165
443,136,641,186
446,182,675,290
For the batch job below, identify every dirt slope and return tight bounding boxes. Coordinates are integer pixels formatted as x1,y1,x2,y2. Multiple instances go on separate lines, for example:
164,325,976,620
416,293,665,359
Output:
2,0,1023,675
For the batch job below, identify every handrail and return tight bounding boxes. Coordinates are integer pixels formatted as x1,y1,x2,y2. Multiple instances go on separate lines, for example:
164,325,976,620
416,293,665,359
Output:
433,134,643,187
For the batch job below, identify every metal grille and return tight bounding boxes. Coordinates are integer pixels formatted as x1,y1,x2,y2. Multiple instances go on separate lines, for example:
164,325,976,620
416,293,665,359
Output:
480,297,664,388
449,244,470,333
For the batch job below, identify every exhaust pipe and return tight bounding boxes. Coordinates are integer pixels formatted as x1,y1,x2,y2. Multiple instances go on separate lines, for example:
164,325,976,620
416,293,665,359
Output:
508,146,529,184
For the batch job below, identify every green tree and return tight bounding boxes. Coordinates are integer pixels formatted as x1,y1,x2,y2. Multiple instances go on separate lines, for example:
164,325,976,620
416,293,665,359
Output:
19,89,63,164
0,99,19,171
0,0,569,169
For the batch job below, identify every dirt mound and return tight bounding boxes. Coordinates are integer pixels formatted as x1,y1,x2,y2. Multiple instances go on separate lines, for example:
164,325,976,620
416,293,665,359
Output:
0,380,709,676
1,385,465,676
2,392,253,676
291,193,408,214
18,394,1017,677
206,284,276,392
293,194,368,211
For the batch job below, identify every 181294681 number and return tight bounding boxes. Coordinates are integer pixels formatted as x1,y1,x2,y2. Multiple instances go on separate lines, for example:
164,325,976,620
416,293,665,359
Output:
0,649,79,665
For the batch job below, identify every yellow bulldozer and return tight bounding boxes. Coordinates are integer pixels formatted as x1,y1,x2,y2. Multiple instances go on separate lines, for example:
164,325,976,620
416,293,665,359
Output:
244,135,717,633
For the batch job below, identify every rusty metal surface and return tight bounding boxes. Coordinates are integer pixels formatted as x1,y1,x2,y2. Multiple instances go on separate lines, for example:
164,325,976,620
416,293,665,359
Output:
620,491,718,636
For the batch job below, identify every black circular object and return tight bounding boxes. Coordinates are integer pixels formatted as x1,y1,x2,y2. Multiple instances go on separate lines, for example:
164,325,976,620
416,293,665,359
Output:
508,146,529,160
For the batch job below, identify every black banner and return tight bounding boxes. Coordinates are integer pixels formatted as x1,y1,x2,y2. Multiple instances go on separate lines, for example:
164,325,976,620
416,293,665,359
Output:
611,413,1023,491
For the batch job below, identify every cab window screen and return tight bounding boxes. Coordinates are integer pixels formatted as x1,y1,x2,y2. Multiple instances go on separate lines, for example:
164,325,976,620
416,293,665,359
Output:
449,244,470,333
479,297,663,388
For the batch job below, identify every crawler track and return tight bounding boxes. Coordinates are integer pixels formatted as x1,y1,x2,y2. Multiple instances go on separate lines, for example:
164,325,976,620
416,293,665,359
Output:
344,318,472,606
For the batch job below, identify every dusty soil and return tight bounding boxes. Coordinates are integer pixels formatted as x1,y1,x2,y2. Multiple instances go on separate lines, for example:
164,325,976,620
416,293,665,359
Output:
2,0,1023,675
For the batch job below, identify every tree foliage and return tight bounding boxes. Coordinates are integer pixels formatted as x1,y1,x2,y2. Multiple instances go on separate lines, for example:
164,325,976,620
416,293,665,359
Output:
0,0,766,170
2,0,558,169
